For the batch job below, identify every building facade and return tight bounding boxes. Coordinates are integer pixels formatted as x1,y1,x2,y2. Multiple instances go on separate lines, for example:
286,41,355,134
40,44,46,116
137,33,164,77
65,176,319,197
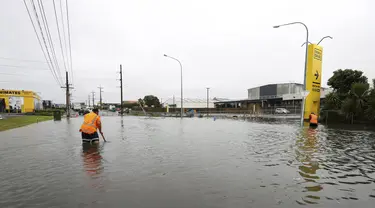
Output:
249,83,331,101
215,83,332,113
163,98,216,109
0,89,42,113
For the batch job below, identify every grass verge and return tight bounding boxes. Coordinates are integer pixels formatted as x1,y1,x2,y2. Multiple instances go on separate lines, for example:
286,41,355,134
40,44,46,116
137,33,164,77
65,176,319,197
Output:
0,115,53,132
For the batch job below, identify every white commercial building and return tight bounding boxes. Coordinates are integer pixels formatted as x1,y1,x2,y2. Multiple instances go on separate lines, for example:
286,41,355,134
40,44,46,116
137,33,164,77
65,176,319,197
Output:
162,98,215,109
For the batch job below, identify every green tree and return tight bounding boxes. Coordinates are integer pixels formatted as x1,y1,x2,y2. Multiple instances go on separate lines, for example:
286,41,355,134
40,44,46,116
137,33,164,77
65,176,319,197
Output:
143,95,161,107
341,83,370,121
138,98,144,106
324,92,342,110
122,102,138,108
327,69,368,94
365,79,375,121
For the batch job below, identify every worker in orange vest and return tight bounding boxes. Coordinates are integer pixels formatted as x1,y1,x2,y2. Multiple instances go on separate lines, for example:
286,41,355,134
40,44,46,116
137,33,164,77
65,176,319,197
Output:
79,108,104,144
309,112,318,128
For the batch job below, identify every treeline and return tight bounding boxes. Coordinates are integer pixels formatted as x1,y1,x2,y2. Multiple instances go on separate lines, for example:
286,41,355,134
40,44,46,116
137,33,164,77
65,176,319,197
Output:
322,69,375,124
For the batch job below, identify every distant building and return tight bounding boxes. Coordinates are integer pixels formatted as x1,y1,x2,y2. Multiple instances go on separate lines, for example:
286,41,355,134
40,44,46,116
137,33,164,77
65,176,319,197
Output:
101,101,138,109
214,83,332,111
72,102,85,110
0,89,42,113
248,83,330,101
163,97,216,109
54,104,66,108
43,100,53,108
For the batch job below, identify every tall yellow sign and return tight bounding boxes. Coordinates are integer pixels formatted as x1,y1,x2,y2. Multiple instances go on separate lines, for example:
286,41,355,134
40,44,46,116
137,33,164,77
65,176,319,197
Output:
304,44,323,119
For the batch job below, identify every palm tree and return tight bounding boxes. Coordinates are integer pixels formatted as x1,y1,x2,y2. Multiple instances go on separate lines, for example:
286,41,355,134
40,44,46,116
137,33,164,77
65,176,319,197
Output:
341,83,370,122
324,92,342,110
365,79,375,121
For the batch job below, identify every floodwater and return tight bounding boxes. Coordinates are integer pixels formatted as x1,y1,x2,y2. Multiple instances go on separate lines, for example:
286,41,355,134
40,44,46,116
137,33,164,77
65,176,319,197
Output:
0,116,374,208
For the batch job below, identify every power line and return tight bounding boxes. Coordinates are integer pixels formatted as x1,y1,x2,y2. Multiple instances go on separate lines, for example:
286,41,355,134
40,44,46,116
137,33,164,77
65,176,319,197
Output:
37,0,63,82
22,0,61,87
59,0,69,72
65,0,74,85
52,0,68,74
0,56,47,63
0,72,62,80
0,64,49,70
30,0,62,85
0,72,28,76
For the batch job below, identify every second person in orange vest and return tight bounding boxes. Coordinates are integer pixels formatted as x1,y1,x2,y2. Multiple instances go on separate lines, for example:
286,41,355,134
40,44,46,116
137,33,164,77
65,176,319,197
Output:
79,108,103,144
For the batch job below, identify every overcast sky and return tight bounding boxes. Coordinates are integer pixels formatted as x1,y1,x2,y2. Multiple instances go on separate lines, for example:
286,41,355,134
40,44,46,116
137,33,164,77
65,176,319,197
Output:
1,0,374,103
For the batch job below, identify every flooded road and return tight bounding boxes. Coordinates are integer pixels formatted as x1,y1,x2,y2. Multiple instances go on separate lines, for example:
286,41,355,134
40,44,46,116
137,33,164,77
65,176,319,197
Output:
0,116,374,207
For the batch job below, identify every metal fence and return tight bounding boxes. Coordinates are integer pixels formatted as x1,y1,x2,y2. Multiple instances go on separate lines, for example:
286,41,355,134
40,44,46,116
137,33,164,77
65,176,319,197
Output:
128,105,302,117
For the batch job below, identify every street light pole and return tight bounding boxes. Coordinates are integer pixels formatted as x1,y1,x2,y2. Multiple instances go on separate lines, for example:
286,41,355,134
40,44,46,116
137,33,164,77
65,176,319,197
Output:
317,36,333,45
273,22,309,126
164,54,183,118
206,87,210,117
301,36,333,47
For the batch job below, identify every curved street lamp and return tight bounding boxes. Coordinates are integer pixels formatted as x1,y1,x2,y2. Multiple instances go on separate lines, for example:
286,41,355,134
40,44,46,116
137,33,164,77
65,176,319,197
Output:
273,22,309,126
300,41,313,47
164,54,183,118
317,36,333,45
301,36,333,47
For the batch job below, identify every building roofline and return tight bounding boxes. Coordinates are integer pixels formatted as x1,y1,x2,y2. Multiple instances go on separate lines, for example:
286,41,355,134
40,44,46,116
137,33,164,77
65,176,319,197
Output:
247,83,304,90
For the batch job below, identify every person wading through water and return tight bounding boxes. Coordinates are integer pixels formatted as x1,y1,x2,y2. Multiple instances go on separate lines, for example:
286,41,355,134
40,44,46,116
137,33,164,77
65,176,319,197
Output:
309,112,318,128
79,108,106,144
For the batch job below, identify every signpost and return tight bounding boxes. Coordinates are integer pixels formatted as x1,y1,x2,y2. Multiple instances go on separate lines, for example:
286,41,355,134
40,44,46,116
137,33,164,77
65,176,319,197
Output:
300,90,310,126
303,44,323,120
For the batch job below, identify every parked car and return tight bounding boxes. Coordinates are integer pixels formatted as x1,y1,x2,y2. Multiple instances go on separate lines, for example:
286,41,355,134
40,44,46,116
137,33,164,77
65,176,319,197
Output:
275,108,290,114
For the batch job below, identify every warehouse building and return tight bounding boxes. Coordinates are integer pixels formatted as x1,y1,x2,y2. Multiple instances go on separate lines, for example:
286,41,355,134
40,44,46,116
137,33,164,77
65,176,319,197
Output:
162,98,216,109
0,89,42,113
214,83,331,113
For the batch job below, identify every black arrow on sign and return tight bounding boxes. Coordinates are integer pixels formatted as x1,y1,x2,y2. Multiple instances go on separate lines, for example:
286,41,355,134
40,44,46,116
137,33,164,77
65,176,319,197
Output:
314,70,319,80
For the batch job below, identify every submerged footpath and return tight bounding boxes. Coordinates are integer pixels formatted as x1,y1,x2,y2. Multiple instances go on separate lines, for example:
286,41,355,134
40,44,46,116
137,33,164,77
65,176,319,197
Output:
0,115,53,132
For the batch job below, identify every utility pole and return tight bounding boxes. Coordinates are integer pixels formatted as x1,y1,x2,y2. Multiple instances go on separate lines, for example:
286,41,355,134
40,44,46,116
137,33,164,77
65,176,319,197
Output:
88,94,91,107
91,91,95,108
61,71,73,118
98,85,104,109
119,64,123,115
173,95,175,111
206,87,210,117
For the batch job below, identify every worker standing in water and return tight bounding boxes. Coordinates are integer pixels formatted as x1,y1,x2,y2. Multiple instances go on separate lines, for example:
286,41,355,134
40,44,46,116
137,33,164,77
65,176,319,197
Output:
79,108,105,144
309,112,318,128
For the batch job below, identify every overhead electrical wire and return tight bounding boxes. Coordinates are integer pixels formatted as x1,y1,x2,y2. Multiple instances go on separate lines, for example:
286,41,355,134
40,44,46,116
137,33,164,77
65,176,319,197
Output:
37,0,63,81
0,72,28,76
59,0,69,71
52,0,68,74
0,56,47,63
22,0,62,87
66,0,74,85
0,64,49,70
30,0,62,85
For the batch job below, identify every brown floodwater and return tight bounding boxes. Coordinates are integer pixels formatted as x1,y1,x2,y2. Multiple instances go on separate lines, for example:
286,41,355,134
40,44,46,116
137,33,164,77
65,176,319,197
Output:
0,116,374,207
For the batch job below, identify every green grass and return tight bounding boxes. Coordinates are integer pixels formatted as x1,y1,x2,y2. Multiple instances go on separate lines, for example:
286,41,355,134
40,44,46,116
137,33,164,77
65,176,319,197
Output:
0,115,53,132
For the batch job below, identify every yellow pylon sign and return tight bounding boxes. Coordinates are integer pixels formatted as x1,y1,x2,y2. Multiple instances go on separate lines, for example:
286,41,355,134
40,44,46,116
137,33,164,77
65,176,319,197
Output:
304,44,323,119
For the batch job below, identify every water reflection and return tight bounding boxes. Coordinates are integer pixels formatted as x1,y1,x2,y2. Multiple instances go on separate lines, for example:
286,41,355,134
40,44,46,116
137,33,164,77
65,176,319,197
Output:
293,126,375,205
82,143,103,177
294,127,322,205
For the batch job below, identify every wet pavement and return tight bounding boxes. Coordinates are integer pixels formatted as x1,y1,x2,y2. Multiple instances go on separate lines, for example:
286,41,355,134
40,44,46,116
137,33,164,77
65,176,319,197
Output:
0,116,374,208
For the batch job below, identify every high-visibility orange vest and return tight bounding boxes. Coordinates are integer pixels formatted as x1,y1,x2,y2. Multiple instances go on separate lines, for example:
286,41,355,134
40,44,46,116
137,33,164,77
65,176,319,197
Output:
310,114,318,124
80,112,100,134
